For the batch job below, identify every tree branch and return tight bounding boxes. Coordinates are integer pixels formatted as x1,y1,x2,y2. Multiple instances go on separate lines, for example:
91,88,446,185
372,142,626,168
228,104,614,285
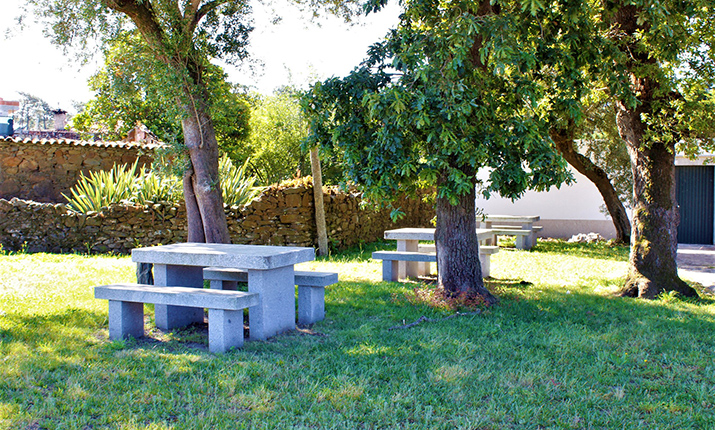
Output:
104,0,169,61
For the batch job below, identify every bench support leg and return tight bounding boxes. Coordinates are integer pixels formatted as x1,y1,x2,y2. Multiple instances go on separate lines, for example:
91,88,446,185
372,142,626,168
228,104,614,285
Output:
248,266,296,341
208,309,244,353
515,235,527,250
298,286,325,325
382,260,400,282
107,300,144,340
480,256,491,278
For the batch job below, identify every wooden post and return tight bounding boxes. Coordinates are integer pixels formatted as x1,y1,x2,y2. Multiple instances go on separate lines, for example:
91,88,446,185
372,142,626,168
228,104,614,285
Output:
310,147,329,256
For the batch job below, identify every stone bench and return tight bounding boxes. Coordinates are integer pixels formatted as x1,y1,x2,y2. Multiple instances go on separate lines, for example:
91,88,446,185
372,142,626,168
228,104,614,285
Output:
489,227,542,249
373,245,499,282
95,283,259,353
202,267,339,326
372,251,436,282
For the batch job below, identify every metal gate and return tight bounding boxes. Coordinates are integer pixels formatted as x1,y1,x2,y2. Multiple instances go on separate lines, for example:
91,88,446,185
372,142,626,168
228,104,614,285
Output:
675,166,714,244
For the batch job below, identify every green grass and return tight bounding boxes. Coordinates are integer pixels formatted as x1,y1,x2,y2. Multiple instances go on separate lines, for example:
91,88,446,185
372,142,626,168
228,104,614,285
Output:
1,241,714,429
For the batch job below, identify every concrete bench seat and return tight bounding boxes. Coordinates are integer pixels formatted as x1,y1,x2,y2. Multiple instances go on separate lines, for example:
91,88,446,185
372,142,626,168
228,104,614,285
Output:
202,267,339,326
491,225,543,232
489,227,542,249
95,283,259,353
372,246,498,281
417,244,499,278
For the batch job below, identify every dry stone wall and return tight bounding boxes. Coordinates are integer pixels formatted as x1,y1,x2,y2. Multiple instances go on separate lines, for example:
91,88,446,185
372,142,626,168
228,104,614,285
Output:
0,138,158,203
0,183,434,254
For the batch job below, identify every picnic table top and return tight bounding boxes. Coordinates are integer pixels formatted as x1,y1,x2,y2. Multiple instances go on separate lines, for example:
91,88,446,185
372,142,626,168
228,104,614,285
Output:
131,243,315,270
482,215,540,223
384,227,494,241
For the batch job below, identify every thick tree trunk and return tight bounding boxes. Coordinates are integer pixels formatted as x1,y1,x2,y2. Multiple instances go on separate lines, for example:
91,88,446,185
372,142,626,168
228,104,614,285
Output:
434,171,498,305
611,4,696,298
310,147,329,256
616,108,696,298
550,127,631,243
181,95,231,244
107,0,231,244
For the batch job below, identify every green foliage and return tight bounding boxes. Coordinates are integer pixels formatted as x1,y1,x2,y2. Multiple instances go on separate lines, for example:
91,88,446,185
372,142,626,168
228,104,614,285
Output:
72,30,250,148
62,160,141,212
13,92,55,132
135,168,183,204
239,92,310,185
303,0,578,205
62,156,260,213
218,155,262,207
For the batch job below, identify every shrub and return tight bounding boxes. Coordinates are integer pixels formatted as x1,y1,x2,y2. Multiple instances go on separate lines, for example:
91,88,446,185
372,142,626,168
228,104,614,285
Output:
219,155,262,207
63,157,261,213
62,160,140,212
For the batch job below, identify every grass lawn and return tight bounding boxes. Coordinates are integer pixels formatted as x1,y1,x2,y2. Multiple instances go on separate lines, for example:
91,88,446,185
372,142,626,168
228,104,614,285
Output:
1,240,714,429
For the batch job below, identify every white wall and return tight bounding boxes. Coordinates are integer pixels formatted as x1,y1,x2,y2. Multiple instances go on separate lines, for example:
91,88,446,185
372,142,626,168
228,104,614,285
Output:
476,168,620,239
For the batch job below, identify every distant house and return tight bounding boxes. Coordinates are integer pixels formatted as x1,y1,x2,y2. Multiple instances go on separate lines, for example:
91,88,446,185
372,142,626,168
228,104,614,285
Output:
476,154,714,245
0,98,19,137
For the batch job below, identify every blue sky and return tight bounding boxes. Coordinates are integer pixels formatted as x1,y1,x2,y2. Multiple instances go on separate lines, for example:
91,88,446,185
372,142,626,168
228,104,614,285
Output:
0,0,400,114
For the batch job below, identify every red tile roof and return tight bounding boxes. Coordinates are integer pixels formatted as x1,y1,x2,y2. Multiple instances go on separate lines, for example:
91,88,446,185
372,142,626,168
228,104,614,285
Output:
0,135,165,150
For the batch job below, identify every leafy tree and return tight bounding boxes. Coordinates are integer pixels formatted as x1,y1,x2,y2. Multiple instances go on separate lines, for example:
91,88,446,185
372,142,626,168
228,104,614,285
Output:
27,0,363,242
241,92,310,185
304,0,584,303
25,0,269,242
550,96,633,244
549,0,715,297
14,92,55,131
599,0,715,298
73,31,250,156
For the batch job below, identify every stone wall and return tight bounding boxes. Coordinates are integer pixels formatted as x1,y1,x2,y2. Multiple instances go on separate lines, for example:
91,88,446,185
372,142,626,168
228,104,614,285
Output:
0,137,158,203
0,183,434,254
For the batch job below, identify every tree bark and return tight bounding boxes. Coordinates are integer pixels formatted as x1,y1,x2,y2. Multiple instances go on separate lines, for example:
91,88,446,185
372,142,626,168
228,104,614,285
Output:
434,169,498,305
611,3,696,298
105,0,231,245
181,91,231,243
550,127,631,243
310,147,329,256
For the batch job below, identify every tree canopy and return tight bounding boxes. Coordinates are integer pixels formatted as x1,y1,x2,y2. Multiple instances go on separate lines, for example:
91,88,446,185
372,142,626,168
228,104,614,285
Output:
73,30,250,151
304,0,597,302
305,0,715,300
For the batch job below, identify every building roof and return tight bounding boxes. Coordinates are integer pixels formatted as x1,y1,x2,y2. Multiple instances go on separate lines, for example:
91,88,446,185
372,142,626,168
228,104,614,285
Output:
0,135,166,150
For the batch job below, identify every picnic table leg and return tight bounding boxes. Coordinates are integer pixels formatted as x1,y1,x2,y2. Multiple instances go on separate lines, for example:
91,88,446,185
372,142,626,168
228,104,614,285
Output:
152,263,205,330
520,222,535,250
397,239,423,279
247,265,296,341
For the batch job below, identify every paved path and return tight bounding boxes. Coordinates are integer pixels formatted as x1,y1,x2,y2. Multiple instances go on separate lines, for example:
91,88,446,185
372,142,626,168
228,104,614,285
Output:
677,244,715,294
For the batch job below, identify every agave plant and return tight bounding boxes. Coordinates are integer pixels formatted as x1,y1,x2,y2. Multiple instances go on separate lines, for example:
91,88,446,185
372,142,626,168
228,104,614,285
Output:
63,160,140,213
135,169,183,204
219,155,262,207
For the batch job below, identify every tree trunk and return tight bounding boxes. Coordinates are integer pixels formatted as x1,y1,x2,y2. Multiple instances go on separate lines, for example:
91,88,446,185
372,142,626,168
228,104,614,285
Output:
181,93,231,244
310,147,329,256
611,4,696,298
550,127,631,243
616,108,696,298
434,170,498,305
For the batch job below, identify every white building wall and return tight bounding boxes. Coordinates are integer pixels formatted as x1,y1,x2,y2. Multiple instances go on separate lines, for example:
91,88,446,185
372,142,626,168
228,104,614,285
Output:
476,168,620,239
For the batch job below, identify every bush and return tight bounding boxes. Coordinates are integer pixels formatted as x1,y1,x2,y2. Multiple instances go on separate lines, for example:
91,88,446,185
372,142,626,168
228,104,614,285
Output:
63,157,261,213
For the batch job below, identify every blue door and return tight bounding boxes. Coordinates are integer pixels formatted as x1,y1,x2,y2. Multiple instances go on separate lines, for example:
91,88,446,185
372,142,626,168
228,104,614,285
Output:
676,166,714,244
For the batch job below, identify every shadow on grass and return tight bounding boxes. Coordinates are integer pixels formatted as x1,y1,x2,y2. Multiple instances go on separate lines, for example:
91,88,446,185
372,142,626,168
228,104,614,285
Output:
0,307,106,345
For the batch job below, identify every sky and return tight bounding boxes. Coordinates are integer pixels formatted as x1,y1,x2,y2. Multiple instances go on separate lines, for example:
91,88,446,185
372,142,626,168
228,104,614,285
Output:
0,0,400,115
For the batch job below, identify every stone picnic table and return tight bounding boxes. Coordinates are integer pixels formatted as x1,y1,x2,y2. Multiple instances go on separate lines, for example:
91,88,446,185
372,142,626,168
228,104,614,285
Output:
478,215,542,250
131,243,315,341
379,227,497,280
